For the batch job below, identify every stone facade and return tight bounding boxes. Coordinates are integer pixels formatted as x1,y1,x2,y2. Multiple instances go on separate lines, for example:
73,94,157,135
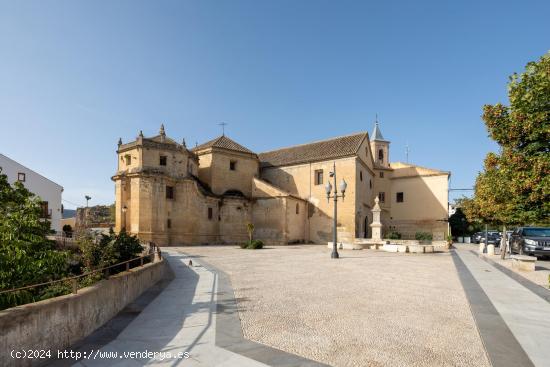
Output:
113,123,450,246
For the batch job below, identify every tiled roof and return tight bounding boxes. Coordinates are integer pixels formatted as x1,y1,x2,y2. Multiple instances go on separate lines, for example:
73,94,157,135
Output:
192,135,256,155
147,135,179,145
259,132,368,168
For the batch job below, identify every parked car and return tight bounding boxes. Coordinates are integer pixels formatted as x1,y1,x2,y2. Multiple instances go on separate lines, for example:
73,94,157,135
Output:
472,232,483,244
479,231,501,246
510,227,550,258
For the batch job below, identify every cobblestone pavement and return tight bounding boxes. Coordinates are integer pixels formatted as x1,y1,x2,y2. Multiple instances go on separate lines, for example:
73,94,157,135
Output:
173,245,490,367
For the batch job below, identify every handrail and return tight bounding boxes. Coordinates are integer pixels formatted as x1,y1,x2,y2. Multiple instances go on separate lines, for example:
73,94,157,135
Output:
0,247,162,296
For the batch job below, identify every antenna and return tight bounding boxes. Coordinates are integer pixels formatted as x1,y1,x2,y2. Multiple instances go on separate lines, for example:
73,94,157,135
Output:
218,122,228,136
405,143,410,163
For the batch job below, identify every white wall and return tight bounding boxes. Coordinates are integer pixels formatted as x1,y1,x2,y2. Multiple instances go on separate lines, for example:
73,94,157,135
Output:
0,154,63,232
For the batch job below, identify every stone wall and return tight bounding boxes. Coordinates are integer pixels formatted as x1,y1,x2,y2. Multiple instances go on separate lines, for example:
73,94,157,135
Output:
197,149,259,197
0,259,168,367
75,205,115,229
260,156,364,244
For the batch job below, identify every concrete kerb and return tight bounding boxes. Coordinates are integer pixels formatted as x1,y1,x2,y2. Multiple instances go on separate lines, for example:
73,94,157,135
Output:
178,252,330,367
471,250,550,304
450,250,535,367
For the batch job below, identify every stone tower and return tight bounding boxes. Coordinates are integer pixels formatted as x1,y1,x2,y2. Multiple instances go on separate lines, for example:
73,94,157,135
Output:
112,125,199,243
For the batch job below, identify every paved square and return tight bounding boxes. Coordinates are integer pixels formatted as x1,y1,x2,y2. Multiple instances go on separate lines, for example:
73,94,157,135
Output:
173,245,490,367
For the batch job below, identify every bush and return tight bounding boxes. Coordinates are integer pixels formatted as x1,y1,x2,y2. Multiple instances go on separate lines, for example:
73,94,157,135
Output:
415,232,433,241
62,224,73,237
387,231,402,239
240,239,264,249
79,229,143,273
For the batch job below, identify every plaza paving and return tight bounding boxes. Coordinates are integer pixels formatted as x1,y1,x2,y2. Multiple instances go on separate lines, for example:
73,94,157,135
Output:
173,245,490,367
60,244,550,367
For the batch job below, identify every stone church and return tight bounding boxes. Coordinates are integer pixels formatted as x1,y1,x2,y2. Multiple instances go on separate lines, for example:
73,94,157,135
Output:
113,123,449,246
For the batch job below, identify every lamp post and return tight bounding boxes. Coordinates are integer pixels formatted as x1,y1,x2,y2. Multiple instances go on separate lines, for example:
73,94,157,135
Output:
325,161,347,259
84,195,91,229
122,205,128,231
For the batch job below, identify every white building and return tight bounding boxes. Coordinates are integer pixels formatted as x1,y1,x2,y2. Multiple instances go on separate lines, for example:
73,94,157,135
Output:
0,153,63,232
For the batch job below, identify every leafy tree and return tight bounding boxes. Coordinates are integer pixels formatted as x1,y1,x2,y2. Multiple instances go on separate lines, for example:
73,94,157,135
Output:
465,52,550,256
480,52,549,224
0,169,69,309
246,223,255,242
449,208,469,237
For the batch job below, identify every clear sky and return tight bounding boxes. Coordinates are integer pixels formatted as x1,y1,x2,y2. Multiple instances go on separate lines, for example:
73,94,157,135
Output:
1,0,549,208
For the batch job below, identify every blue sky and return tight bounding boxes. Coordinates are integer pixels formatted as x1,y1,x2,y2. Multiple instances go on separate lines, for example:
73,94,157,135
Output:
1,0,548,208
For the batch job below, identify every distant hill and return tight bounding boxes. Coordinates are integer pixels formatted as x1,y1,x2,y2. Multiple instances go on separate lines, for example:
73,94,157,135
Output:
62,209,76,219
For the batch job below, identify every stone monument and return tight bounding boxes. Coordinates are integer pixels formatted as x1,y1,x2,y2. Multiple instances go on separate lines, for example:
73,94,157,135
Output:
370,196,383,241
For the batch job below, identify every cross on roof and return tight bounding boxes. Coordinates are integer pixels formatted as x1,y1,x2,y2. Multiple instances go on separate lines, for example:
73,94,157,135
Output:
218,122,228,136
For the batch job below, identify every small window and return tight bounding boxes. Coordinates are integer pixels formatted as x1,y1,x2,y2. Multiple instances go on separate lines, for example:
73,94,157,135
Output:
17,172,26,182
125,155,132,165
160,156,167,166
230,161,237,170
40,201,50,218
360,171,363,181
396,192,404,203
167,219,171,228
166,186,174,199
296,203,299,215
379,171,384,178
379,192,385,203
378,149,384,162
369,179,372,189
314,169,323,185
208,207,213,220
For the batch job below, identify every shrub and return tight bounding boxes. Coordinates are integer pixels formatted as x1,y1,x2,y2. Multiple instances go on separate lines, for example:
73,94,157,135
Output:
415,232,433,241
79,229,143,273
240,239,264,249
62,224,73,237
387,231,401,239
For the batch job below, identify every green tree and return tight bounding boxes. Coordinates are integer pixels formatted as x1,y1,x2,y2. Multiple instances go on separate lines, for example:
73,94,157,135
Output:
466,52,550,256
0,169,69,309
449,208,469,237
246,223,255,243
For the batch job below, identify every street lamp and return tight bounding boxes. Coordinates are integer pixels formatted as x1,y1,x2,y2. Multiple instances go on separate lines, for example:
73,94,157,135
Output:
325,161,347,259
84,195,92,229
122,205,128,231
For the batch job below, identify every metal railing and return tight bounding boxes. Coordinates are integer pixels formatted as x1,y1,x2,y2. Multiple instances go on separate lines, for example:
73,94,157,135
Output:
0,246,162,298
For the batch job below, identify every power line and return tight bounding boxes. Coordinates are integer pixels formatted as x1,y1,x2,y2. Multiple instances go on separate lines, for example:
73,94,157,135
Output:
62,199,85,208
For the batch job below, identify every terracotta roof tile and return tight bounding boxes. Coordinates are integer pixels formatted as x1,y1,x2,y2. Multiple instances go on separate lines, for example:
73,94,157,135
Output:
192,135,256,155
259,132,368,168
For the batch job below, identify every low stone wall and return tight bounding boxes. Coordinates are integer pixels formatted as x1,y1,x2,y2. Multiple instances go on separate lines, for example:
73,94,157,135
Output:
0,259,168,367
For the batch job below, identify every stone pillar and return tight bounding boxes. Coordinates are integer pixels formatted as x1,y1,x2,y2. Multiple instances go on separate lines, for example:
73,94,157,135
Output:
370,196,383,240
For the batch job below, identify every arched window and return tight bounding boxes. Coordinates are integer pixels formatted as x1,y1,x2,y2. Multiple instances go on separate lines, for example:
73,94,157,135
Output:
378,149,384,161
296,203,300,215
